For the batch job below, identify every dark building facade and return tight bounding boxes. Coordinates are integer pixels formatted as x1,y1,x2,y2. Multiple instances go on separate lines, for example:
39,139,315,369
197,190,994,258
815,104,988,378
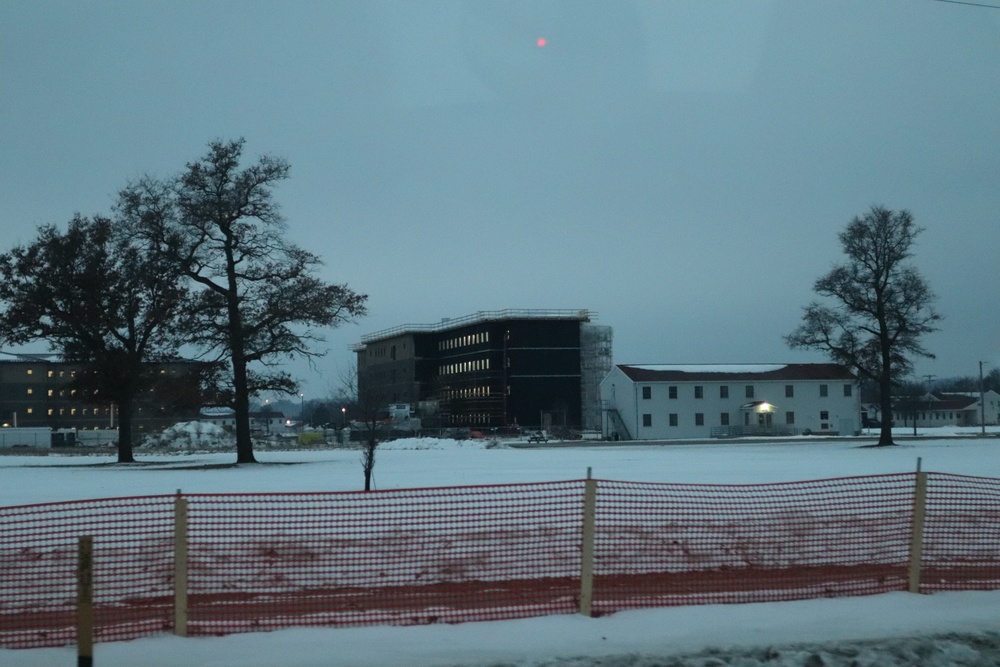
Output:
354,310,612,431
0,352,202,433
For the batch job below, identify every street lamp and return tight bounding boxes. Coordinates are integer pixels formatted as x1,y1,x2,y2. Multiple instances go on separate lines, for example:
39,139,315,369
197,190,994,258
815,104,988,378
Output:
341,406,347,428
299,393,305,427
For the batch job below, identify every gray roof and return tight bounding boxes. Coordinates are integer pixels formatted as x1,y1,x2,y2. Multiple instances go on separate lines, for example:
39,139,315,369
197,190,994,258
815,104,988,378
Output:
617,363,855,382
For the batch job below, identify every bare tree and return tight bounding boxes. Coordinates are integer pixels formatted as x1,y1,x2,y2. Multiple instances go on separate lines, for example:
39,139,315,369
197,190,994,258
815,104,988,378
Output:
337,364,388,491
786,206,941,446
120,139,367,463
0,215,189,462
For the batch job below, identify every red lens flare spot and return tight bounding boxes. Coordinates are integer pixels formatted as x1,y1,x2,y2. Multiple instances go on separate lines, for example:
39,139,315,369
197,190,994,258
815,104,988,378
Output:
536,37,547,47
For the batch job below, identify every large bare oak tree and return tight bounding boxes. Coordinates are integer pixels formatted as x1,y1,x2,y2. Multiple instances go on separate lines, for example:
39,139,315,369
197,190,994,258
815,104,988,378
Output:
120,139,367,463
0,215,189,462
785,206,941,446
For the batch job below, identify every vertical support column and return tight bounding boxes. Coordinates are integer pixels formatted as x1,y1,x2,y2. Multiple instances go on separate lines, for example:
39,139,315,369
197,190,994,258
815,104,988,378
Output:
908,461,928,594
174,491,189,636
77,535,94,667
579,468,597,617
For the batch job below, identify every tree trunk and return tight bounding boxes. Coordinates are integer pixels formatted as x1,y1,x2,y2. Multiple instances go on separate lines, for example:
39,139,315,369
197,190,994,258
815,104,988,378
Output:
232,355,256,463
116,396,136,463
227,282,257,463
875,305,896,446
877,377,895,446
876,327,896,446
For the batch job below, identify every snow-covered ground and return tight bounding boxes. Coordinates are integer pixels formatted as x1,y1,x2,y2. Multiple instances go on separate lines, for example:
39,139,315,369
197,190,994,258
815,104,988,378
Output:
2,427,999,666
5,592,1000,667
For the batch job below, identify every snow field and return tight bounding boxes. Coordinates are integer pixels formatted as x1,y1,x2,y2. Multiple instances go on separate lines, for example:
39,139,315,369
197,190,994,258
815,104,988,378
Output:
2,429,1000,666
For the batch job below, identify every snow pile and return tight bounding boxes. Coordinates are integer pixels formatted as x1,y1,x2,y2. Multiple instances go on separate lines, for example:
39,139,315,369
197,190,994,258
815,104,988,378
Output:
376,436,500,451
142,421,232,450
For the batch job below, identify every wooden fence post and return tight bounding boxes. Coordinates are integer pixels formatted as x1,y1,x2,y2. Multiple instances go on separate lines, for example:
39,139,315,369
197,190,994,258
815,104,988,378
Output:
908,460,928,594
77,535,94,667
579,468,597,616
174,490,189,636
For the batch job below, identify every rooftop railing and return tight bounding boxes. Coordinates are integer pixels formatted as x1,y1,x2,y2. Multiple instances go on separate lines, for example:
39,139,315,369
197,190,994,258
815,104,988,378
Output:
356,309,593,346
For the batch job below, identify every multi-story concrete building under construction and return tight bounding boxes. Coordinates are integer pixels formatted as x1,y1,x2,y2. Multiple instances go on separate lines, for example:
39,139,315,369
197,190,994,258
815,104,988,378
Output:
354,310,613,432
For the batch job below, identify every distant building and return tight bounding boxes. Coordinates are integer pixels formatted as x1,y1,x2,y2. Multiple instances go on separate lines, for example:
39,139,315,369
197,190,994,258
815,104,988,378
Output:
354,309,613,431
200,406,290,434
601,363,860,440
199,406,237,429
0,351,202,434
252,409,293,434
871,391,1000,428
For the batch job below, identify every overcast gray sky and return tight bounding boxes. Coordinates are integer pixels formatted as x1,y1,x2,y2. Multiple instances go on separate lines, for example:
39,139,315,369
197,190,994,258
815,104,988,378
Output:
2,0,998,398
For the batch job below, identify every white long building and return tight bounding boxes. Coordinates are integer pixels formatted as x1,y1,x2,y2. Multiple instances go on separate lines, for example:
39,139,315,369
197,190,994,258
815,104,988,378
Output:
601,363,860,440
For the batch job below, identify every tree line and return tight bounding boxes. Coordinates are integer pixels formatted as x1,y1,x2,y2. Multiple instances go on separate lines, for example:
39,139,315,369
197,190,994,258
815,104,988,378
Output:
1,142,946,462
0,139,367,463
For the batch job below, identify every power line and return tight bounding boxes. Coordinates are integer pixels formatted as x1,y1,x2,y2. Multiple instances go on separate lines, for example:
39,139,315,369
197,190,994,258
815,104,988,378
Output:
930,0,1000,9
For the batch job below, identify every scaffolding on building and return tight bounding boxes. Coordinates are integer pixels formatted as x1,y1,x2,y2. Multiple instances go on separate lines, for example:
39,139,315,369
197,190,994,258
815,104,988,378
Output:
580,324,613,431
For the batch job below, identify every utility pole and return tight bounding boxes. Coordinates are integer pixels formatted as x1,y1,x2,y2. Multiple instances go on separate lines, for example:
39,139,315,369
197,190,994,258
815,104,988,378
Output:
980,361,986,436
923,375,936,435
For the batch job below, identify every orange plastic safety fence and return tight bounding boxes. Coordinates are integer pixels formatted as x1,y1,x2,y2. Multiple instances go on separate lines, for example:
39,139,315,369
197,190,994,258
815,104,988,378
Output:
182,482,584,636
0,495,176,648
590,474,918,614
2,472,1000,651
920,473,1000,593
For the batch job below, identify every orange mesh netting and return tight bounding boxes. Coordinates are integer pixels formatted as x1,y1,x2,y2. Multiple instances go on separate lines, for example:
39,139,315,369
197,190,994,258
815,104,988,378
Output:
2,472,999,649
590,474,916,614
0,495,176,647
920,473,1000,593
